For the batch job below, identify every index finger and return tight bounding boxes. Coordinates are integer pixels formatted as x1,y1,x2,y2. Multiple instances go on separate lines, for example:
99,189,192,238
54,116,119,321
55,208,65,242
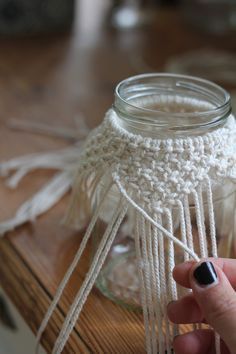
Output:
173,258,236,289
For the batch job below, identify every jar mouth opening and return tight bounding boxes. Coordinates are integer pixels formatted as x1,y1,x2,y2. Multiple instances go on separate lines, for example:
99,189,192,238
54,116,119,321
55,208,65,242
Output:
114,73,231,132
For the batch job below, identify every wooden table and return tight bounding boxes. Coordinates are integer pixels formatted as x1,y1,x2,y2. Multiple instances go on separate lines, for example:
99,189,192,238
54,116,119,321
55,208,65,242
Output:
0,2,235,353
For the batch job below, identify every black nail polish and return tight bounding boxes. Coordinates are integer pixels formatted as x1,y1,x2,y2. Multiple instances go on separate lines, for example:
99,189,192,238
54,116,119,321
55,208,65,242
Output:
193,261,218,286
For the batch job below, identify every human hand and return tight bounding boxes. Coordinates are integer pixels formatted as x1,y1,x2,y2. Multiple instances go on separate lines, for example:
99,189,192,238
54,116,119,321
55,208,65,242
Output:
167,258,236,354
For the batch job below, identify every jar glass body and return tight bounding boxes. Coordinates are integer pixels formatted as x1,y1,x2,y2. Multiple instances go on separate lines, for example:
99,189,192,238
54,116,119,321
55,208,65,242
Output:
91,74,236,309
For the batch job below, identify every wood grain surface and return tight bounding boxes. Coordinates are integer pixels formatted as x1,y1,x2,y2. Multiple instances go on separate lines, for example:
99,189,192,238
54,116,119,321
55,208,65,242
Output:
0,1,235,353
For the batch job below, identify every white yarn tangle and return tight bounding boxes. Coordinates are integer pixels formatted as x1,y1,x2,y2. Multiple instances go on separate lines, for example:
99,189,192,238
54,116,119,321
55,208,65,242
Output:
1,109,236,354
0,116,90,235
0,144,93,234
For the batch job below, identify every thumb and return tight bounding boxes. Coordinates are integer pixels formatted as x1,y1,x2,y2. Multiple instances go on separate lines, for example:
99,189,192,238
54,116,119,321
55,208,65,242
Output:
190,261,236,351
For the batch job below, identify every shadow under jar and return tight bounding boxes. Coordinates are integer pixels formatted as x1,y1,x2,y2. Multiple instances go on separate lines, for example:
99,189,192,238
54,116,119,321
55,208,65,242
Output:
92,74,236,311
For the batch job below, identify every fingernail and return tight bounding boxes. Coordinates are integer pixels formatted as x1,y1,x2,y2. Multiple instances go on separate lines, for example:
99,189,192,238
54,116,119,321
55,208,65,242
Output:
193,261,218,287
167,300,176,308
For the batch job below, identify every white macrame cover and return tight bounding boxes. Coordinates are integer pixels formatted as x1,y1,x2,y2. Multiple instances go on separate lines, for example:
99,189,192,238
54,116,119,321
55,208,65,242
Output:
1,109,236,354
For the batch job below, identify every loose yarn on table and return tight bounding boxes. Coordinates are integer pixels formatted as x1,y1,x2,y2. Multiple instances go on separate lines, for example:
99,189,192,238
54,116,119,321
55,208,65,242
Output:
1,109,236,354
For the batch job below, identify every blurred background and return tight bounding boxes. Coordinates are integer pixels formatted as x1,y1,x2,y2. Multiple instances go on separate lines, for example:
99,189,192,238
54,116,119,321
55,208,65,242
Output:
0,0,235,353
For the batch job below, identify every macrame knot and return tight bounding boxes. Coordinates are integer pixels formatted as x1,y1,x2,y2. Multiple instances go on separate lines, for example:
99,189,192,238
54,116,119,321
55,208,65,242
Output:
75,110,236,212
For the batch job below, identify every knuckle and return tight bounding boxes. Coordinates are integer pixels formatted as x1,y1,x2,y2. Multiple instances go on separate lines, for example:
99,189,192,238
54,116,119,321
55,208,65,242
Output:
206,293,236,324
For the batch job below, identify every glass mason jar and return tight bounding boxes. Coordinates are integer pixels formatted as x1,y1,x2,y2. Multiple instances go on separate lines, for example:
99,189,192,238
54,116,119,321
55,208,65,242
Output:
92,73,236,310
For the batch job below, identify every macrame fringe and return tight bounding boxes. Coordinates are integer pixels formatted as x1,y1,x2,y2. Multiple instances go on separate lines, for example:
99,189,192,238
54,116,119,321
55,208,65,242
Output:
35,173,221,354
36,179,115,353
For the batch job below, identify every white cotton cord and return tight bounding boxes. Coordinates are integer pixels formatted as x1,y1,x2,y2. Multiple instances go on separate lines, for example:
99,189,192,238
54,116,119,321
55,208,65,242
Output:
114,176,200,262
183,195,194,255
157,214,172,354
6,164,67,189
206,177,218,258
87,171,106,207
6,167,43,189
152,214,164,354
141,216,157,353
53,201,125,353
146,218,164,353
35,181,113,354
0,147,81,179
114,175,200,351
165,209,178,302
198,185,207,239
193,190,208,258
0,147,83,232
0,152,53,176
53,201,128,354
4,158,76,189
0,171,72,236
177,200,189,262
197,184,208,257
165,209,179,340
135,214,152,354
53,202,127,354
183,194,197,332
193,189,209,332
205,177,221,354
196,186,207,326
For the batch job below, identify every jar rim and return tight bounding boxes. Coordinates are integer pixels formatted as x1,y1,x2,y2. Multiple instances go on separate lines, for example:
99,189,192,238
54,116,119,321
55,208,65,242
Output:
114,73,231,133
